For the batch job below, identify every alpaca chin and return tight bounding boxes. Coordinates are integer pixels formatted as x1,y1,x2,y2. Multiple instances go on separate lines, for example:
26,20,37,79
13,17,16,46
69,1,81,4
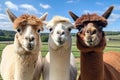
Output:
23,47,34,52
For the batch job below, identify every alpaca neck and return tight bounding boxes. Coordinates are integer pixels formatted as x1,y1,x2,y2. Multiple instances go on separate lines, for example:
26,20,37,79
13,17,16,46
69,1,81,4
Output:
80,51,104,80
14,52,38,80
50,47,71,80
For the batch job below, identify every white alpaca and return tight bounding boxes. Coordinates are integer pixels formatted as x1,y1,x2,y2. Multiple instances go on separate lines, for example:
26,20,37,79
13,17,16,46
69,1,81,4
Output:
43,16,77,80
0,9,47,80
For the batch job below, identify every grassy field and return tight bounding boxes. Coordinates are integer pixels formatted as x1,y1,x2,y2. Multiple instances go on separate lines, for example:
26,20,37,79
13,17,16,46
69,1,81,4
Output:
0,35,120,80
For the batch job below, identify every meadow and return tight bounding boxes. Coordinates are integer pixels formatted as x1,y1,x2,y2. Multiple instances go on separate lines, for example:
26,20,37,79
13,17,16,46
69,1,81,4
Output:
0,35,120,80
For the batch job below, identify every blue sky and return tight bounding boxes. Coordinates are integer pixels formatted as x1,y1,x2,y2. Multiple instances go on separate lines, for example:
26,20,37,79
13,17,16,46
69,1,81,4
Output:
0,0,120,32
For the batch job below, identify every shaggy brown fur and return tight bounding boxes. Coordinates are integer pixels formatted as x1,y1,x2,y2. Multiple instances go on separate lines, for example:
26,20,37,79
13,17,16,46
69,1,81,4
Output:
75,14,107,28
14,14,43,30
77,31,120,80
69,6,120,80
76,31,106,53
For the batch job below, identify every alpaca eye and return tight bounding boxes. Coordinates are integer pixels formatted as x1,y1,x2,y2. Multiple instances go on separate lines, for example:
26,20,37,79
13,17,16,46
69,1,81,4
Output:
68,28,71,32
17,28,21,33
49,28,53,32
92,30,97,34
62,32,65,35
77,27,83,32
37,29,40,33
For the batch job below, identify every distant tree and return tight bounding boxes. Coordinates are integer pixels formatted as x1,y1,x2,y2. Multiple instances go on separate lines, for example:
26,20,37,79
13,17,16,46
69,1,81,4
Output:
0,30,5,36
0,29,120,41
41,33,49,42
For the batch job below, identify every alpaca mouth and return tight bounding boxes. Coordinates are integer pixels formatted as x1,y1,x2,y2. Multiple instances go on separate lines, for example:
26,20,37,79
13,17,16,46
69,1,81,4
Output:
58,40,64,44
57,37,65,45
28,46,33,50
27,43,34,50
87,41,94,46
84,36,99,47
86,39,97,47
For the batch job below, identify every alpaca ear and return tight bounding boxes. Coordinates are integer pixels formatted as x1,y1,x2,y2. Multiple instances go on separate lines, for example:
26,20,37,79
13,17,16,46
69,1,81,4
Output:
69,11,79,21
6,9,17,23
68,23,75,29
40,12,48,21
102,6,114,19
43,21,48,26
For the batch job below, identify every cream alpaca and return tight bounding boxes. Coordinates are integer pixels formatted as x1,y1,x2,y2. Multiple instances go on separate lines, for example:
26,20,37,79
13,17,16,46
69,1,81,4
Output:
43,16,77,80
0,9,47,80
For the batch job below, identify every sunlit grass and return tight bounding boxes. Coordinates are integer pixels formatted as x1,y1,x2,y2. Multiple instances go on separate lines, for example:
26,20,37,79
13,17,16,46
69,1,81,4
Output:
0,35,120,80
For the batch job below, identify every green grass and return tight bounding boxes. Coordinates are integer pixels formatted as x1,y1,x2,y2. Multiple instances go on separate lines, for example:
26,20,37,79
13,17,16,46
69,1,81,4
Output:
0,44,7,56
105,40,120,52
0,35,120,80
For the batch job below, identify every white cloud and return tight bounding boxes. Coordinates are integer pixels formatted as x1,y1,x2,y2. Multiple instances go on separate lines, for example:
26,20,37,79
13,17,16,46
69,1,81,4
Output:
0,14,8,20
114,5,120,10
83,9,120,24
0,2,45,30
0,13,13,30
83,10,103,14
66,0,80,3
0,22,12,27
0,4,2,11
20,4,37,12
40,3,51,9
5,1,18,11
4,1,42,15
108,13,120,23
83,10,91,14
96,2,103,6
66,0,74,3
19,4,42,14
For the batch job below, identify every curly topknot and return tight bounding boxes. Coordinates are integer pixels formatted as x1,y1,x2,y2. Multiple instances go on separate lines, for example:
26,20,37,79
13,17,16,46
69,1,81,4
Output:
14,14,43,29
75,13,107,28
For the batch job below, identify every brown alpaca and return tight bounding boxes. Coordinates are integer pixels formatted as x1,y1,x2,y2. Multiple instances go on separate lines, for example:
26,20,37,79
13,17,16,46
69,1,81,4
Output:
69,6,120,80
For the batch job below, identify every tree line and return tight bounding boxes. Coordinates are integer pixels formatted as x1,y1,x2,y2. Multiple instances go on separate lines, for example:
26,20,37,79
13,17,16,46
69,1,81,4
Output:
0,29,120,41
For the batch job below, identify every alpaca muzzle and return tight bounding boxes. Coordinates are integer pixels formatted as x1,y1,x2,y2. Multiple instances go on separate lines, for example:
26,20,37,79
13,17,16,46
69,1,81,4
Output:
57,37,65,45
27,43,34,50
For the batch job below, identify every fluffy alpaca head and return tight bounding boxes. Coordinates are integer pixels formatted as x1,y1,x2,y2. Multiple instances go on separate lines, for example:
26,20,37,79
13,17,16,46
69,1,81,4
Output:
6,9,48,53
45,16,74,49
69,6,114,52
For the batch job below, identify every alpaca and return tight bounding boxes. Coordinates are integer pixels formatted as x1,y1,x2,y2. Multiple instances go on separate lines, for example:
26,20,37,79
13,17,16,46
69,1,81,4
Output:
43,16,77,80
69,6,120,80
0,9,47,80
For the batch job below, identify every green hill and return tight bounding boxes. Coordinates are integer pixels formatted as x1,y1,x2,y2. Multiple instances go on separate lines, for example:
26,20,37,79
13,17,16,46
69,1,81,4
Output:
0,29,120,41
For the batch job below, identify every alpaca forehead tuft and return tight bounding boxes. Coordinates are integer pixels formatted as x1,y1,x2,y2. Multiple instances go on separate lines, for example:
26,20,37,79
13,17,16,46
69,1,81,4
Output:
55,23,65,30
24,26,34,36
75,13,107,28
47,16,72,28
13,14,43,29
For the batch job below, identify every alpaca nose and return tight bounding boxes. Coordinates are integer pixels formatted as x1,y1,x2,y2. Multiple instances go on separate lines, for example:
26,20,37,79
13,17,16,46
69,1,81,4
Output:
58,37,64,44
25,36,35,42
61,31,65,35
58,37,62,41
86,29,97,35
29,36,35,42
